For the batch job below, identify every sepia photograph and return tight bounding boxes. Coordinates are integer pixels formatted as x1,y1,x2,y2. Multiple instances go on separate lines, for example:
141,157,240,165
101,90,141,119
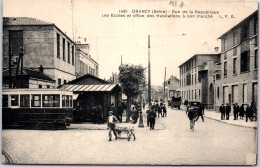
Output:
1,0,258,165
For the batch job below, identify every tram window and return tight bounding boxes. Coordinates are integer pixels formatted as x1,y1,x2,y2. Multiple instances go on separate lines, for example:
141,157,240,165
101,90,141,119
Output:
43,95,60,107
62,95,66,107
32,95,41,107
11,95,19,106
66,95,69,107
69,95,73,107
2,95,8,107
20,95,30,107
62,95,72,108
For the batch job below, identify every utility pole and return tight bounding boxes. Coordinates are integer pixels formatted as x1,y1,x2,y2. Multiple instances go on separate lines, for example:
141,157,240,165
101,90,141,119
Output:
121,55,123,65
163,67,166,103
71,0,75,41
148,35,151,107
14,47,24,88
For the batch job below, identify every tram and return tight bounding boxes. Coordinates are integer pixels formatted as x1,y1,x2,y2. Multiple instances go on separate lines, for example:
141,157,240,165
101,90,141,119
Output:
2,88,73,129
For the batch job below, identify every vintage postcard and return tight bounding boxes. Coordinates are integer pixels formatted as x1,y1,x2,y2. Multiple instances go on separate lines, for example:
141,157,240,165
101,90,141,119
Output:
2,0,258,165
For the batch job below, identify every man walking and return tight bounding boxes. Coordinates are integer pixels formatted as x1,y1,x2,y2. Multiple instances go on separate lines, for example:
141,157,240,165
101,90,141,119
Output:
225,103,231,120
149,109,156,130
155,103,161,118
162,104,167,117
219,104,225,120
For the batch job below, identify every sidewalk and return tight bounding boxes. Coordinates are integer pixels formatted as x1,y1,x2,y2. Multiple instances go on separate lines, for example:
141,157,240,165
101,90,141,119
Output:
180,105,257,129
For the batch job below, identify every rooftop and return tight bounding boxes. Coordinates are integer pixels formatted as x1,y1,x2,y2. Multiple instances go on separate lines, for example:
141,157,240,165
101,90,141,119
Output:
3,17,75,44
3,68,55,82
178,54,220,67
3,17,53,26
218,10,258,39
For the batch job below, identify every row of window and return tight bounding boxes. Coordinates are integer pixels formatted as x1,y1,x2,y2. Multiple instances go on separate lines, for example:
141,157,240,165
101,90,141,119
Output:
218,82,257,105
79,61,96,76
223,17,258,52
223,49,258,77
2,94,73,108
181,89,200,100
180,58,197,75
57,33,75,65
180,73,199,87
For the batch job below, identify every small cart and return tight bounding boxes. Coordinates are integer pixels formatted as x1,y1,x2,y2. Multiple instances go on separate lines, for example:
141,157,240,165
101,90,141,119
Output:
115,123,136,141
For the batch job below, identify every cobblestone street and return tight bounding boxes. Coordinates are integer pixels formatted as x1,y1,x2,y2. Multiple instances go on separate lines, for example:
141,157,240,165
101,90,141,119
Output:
2,107,257,165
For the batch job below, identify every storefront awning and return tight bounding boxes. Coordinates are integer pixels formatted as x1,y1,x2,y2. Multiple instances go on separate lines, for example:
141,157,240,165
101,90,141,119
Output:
61,84,119,92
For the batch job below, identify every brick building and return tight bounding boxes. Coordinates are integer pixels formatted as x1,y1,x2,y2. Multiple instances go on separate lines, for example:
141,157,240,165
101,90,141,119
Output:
179,54,220,108
75,43,99,78
214,10,258,109
3,17,76,88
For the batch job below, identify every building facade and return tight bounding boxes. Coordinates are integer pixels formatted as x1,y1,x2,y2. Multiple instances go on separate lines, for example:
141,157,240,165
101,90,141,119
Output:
165,75,180,101
179,54,220,108
3,17,76,88
75,43,99,78
60,74,122,123
215,10,258,109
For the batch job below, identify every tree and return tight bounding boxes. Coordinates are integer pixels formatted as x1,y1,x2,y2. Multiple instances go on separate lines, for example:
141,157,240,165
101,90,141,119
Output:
119,64,145,121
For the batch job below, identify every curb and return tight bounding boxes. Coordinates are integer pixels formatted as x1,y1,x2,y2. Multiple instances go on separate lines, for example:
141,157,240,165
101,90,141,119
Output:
180,107,257,129
204,115,257,129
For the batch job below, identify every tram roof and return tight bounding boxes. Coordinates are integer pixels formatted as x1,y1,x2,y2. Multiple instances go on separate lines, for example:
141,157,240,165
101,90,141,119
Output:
60,84,120,92
2,88,73,94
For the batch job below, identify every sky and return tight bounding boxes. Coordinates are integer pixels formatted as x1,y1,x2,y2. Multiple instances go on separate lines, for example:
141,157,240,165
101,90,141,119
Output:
3,0,258,85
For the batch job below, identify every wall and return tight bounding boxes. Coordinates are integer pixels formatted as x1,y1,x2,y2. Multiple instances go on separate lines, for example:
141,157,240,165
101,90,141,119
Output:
75,49,99,77
215,13,258,109
53,27,76,83
29,79,55,88
3,25,76,88
180,55,220,104
3,26,54,69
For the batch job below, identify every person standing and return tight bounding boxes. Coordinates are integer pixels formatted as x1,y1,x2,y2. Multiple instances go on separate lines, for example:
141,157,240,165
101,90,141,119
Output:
162,104,167,117
197,104,204,122
239,104,245,119
250,102,257,121
219,104,225,120
149,109,156,130
146,106,151,127
155,103,161,118
233,103,239,120
201,103,205,113
246,104,252,122
225,103,231,120
107,111,118,141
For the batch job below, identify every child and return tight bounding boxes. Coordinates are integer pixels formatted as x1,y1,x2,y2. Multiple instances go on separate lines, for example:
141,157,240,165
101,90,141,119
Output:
107,111,118,141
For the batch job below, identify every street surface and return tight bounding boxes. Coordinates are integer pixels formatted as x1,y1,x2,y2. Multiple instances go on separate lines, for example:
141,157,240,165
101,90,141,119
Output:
2,107,257,165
